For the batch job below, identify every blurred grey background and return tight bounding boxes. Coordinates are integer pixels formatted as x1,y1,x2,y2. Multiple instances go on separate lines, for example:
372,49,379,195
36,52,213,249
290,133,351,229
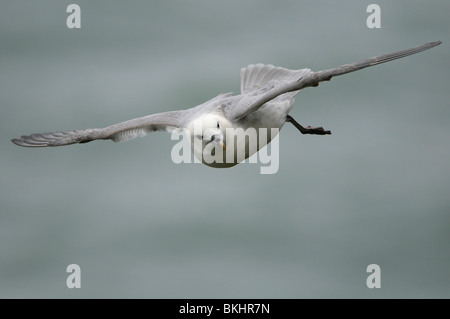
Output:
1,0,448,298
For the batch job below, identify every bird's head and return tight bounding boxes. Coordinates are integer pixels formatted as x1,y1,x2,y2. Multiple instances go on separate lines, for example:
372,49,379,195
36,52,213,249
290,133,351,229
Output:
187,114,232,166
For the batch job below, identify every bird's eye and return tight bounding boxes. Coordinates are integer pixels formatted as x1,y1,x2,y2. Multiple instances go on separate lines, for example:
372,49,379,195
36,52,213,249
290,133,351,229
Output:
217,122,220,128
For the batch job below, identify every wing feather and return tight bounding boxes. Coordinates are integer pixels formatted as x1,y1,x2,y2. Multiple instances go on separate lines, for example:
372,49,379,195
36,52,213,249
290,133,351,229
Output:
11,110,187,147
230,41,441,120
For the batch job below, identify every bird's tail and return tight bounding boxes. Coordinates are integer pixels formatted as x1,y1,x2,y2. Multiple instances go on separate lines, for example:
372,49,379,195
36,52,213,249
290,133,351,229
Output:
240,64,311,94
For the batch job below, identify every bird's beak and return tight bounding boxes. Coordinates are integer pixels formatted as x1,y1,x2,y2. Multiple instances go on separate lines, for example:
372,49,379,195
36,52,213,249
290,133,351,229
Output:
220,141,226,150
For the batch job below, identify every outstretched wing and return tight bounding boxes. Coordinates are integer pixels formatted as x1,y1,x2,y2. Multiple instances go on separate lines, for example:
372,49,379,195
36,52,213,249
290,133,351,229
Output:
229,41,442,121
11,110,187,147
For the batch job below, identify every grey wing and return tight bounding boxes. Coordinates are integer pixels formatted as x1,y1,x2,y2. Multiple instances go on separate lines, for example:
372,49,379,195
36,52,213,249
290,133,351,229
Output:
228,41,442,121
11,110,187,147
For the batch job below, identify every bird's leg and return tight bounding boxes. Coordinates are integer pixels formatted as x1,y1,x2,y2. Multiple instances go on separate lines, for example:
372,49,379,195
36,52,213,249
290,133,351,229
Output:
286,115,331,135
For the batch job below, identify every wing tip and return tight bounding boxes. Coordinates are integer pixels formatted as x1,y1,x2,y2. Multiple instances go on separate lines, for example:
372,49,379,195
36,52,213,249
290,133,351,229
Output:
11,132,66,147
422,40,442,51
11,136,48,147
11,138,22,146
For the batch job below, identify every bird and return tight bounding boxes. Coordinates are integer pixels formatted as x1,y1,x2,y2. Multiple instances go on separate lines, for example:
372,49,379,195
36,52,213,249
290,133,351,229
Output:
11,41,441,168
